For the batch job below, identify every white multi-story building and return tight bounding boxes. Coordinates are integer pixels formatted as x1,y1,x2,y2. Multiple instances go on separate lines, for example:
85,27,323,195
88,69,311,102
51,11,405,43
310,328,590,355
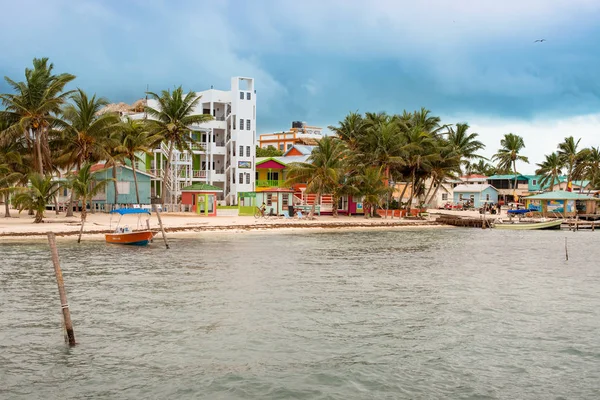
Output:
132,77,256,206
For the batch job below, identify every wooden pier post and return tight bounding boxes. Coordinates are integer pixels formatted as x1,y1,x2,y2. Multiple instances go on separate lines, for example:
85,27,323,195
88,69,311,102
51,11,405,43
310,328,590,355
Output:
47,233,76,346
565,237,569,261
155,207,169,249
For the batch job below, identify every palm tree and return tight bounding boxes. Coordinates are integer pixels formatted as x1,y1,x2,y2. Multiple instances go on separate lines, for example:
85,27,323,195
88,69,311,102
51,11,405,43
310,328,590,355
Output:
116,117,159,204
535,152,563,190
145,87,213,203
68,163,112,242
465,159,497,176
492,133,529,199
557,136,588,189
328,111,365,152
582,146,600,189
56,89,120,215
284,136,347,218
446,123,485,173
401,126,438,211
0,58,75,174
348,166,391,218
12,173,63,223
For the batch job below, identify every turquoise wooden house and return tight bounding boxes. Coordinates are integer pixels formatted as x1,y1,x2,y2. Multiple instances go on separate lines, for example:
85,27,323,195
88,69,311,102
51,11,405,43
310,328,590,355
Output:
91,164,153,205
453,184,499,207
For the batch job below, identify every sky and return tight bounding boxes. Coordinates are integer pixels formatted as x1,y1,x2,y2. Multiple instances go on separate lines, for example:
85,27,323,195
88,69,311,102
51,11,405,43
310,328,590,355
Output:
1,0,599,173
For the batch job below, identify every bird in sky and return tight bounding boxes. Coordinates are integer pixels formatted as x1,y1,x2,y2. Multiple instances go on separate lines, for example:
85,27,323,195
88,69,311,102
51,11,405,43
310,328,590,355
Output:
534,39,546,43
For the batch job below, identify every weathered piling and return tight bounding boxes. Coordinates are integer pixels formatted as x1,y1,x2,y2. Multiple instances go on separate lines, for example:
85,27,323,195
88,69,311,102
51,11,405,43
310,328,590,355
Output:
565,237,569,261
155,208,169,249
47,233,76,346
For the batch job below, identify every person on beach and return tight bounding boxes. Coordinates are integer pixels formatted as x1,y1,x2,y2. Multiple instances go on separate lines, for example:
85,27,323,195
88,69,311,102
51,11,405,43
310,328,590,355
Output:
260,202,267,216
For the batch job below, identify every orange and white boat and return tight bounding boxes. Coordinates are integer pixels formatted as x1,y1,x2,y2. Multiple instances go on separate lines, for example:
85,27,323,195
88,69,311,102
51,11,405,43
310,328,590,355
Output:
106,208,156,246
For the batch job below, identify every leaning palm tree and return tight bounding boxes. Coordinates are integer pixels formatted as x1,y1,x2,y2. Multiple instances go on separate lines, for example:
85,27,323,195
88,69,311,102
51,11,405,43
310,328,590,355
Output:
68,163,112,242
12,173,63,223
284,136,347,218
492,133,529,199
0,58,75,174
55,89,120,216
535,152,563,191
557,136,589,189
144,87,213,203
115,117,159,204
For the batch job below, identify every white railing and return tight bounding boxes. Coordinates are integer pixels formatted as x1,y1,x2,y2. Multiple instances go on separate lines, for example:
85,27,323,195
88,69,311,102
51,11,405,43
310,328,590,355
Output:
193,170,207,178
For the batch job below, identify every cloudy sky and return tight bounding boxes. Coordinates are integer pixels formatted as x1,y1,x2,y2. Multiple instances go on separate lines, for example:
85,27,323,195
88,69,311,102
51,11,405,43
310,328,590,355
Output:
1,0,599,172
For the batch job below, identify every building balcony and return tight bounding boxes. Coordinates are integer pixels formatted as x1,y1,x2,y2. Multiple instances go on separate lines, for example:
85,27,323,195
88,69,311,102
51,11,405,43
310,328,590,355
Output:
256,180,286,188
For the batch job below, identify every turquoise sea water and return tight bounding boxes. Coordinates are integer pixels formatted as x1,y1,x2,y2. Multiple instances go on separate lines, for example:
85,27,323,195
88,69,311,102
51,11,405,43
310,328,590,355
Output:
1,228,599,399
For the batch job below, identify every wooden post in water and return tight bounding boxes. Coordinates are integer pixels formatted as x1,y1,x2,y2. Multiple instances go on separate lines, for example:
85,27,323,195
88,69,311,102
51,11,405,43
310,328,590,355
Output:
47,233,76,346
565,237,569,261
155,207,169,249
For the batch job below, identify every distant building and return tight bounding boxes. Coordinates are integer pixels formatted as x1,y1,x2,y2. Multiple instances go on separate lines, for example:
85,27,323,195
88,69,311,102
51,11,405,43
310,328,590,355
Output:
453,184,499,208
258,121,323,152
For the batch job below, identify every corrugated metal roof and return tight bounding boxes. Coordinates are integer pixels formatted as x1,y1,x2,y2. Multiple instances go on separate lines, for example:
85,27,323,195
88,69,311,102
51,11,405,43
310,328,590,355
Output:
488,174,530,180
524,190,596,200
453,184,497,193
181,183,223,192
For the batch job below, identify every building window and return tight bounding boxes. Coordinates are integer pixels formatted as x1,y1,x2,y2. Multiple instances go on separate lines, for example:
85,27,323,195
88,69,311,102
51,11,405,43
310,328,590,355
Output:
240,91,244,100
532,179,537,186
282,194,289,206
255,172,259,180
246,146,250,157
239,145,243,157
246,92,251,100
267,171,279,181
266,193,272,206
239,173,243,184
441,193,448,201
116,181,130,194
279,143,284,151
239,119,244,130
246,119,251,130
486,194,490,201
245,173,250,184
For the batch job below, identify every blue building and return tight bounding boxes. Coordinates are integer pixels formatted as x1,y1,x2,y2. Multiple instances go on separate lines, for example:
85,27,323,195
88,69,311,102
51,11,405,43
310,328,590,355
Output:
453,184,499,208
91,164,153,205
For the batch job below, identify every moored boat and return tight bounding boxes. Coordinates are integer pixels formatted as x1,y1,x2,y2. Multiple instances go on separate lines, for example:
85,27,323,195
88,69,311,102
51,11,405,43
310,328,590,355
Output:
493,219,563,230
106,208,156,245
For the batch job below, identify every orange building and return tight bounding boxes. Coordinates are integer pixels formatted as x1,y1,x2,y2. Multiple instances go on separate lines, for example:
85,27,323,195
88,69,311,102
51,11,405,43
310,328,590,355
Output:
258,121,323,152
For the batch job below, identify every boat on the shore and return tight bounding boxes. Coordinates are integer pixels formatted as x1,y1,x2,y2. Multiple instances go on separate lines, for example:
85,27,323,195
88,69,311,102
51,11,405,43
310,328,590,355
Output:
493,219,563,230
106,208,156,246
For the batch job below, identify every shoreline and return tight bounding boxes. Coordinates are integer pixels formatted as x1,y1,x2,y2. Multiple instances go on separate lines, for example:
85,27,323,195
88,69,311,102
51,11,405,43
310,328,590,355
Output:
0,214,449,242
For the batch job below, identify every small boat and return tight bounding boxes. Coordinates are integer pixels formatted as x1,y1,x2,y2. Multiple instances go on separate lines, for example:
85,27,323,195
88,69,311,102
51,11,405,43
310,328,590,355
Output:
493,219,563,230
106,208,156,246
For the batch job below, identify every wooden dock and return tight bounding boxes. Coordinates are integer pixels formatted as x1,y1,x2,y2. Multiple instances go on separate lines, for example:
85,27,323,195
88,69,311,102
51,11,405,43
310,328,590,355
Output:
566,219,597,231
437,215,492,228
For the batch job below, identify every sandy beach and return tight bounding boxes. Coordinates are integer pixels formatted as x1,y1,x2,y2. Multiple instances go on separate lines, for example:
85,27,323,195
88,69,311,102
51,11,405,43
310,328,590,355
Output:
0,208,471,241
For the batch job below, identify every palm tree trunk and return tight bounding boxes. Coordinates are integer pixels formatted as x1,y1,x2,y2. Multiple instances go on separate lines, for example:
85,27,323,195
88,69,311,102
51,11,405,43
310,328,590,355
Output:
3,193,11,217
65,190,75,217
162,143,174,204
513,160,518,201
113,165,119,208
34,208,44,223
309,190,319,219
423,176,435,206
332,193,339,218
427,180,442,206
407,169,417,213
78,197,87,243
33,128,44,174
398,180,409,207
131,157,141,204
54,195,59,215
